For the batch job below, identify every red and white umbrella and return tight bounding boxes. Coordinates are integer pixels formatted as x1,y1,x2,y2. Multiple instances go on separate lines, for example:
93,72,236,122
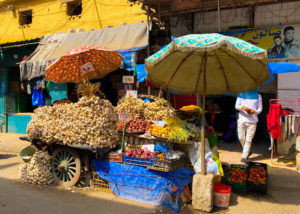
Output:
46,46,123,83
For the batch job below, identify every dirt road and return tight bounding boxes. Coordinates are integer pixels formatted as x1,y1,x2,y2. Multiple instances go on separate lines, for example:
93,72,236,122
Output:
1,145,300,214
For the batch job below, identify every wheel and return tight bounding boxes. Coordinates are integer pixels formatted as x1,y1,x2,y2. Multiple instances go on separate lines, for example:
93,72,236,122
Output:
52,147,81,187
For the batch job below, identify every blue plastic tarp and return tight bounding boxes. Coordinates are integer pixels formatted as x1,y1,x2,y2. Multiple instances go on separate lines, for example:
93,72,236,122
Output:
118,51,136,71
92,160,194,212
136,64,147,82
267,62,300,83
118,45,147,71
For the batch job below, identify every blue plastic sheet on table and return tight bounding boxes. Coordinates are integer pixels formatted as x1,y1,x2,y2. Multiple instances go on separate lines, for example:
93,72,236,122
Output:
267,62,300,83
136,64,147,82
154,145,169,152
92,160,194,212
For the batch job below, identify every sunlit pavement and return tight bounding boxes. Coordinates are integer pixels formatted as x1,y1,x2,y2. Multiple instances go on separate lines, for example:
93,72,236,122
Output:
0,135,300,214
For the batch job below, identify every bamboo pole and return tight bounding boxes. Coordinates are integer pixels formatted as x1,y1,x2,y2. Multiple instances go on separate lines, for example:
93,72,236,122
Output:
200,52,207,175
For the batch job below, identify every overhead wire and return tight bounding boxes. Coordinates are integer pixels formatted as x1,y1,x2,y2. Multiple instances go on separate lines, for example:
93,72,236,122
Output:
47,0,93,33
0,16,14,43
0,0,141,43
0,0,90,42
263,3,300,18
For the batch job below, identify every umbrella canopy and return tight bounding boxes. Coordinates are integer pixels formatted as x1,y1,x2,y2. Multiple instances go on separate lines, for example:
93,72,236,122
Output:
145,33,269,95
45,46,123,83
145,33,270,175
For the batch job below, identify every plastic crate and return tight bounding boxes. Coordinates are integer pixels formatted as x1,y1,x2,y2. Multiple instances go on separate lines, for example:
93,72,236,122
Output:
123,155,154,167
226,164,248,192
91,171,112,193
104,153,123,163
246,162,268,194
153,156,185,171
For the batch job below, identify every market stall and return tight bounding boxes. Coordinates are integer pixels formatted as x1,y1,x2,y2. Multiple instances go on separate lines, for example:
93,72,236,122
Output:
18,33,274,212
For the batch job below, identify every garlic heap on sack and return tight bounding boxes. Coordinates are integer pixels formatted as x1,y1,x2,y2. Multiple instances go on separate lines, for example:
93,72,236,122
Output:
115,97,174,121
27,95,119,148
144,98,175,121
18,151,53,185
115,98,145,119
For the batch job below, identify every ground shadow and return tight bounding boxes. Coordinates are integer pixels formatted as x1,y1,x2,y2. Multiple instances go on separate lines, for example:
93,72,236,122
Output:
0,176,160,214
0,163,19,170
0,154,17,160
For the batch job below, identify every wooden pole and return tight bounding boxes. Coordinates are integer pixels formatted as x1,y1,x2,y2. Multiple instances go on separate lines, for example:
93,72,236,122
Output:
200,52,207,175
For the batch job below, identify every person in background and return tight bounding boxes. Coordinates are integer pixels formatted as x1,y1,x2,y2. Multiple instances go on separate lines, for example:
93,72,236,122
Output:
282,26,300,58
268,36,285,55
235,94,262,163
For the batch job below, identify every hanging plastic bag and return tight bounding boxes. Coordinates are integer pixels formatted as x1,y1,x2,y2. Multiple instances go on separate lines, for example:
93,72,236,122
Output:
166,116,187,129
27,83,31,94
188,140,220,175
32,86,45,106
212,152,223,176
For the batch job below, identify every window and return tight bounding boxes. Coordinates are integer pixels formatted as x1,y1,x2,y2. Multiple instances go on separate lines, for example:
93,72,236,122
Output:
67,0,82,16
19,10,32,26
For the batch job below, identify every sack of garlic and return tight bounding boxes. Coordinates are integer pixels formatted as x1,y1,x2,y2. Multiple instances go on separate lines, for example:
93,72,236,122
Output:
27,95,119,148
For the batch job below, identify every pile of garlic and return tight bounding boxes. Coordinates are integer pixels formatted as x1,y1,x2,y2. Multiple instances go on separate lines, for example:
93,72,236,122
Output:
115,98,145,119
115,97,175,121
144,98,175,121
27,95,119,147
18,151,53,185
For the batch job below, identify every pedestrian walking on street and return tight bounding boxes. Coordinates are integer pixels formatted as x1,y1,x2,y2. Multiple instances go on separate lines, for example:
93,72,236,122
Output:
235,94,262,163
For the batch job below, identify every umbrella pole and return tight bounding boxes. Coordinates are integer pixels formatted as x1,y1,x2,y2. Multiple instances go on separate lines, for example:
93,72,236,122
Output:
200,52,207,175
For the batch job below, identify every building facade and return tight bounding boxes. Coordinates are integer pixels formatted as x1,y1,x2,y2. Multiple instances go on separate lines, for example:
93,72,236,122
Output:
0,0,147,133
0,0,146,44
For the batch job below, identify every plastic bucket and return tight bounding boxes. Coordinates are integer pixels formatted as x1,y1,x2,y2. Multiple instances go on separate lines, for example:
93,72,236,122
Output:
213,183,231,208
19,145,37,163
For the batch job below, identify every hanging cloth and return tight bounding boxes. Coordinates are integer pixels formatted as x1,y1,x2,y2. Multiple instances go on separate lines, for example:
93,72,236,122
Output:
267,103,283,139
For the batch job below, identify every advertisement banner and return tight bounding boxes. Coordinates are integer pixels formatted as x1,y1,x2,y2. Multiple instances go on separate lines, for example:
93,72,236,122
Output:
222,25,300,59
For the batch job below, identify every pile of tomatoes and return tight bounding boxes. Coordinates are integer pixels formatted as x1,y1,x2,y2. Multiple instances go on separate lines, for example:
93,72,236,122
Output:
228,167,247,183
248,167,267,184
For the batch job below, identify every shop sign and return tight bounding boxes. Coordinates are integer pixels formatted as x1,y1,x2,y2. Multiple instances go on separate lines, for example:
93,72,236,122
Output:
125,90,137,98
118,113,130,122
122,75,134,84
222,25,300,59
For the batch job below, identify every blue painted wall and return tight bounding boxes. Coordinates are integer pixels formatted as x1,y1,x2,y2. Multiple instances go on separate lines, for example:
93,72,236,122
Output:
7,115,31,134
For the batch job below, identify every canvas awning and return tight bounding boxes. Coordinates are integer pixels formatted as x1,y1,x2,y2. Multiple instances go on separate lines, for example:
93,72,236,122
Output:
20,22,148,81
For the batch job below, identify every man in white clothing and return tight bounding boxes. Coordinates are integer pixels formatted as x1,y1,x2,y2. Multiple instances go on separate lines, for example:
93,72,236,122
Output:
235,94,262,163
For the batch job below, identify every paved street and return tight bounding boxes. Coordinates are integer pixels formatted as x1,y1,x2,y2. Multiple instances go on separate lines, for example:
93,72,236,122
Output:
0,135,300,214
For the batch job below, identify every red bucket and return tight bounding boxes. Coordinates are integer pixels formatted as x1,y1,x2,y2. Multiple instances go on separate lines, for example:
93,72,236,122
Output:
213,183,231,208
